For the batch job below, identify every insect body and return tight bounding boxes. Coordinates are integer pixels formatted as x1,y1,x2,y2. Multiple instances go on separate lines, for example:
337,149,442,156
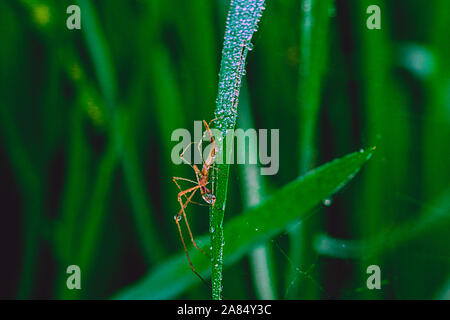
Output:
173,41,249,284
172,119,219,283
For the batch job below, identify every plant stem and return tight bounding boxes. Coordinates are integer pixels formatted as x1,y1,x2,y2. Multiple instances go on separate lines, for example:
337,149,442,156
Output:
355,0,392,299
0,106,43,299
238,83,277,299
78,0,166,263
423,0,450,199
210,0,266,300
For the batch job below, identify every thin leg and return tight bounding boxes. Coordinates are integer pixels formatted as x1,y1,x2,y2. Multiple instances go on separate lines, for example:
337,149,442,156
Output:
180,141,200,170
199,116,225,156
206,115,225,129
173,176,198,185
174,184,200,221
175,216,210,287
179,143,206,187
176,187,207,256
173,177,208,207
197,137,205,167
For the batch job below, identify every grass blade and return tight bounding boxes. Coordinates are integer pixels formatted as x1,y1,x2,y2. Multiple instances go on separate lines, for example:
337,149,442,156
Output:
238,83,277,299
209,0,266,300
289,0,333,299
76,0,165,270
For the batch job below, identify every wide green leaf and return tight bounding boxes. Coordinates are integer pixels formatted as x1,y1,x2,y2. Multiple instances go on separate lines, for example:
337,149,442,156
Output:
114,148,375,299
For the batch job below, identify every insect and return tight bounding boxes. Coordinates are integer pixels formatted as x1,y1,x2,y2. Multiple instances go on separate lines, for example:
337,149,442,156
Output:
172,118,220,283
172,40,248,284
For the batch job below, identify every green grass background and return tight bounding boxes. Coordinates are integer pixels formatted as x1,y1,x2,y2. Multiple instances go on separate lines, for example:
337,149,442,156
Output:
0,0,449,299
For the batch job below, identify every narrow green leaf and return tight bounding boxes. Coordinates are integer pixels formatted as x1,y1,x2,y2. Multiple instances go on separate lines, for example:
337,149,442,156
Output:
314,187,450,259
114,148,375,299
210,0,266,300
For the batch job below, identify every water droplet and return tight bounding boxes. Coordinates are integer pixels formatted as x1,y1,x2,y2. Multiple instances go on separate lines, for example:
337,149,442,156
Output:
323,198,332,206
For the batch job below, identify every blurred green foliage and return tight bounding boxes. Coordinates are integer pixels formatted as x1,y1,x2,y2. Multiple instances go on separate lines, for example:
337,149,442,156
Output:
0,0,448,299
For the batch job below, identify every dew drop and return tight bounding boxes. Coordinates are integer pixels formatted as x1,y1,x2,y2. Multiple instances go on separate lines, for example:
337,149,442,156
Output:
323,198,332,206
